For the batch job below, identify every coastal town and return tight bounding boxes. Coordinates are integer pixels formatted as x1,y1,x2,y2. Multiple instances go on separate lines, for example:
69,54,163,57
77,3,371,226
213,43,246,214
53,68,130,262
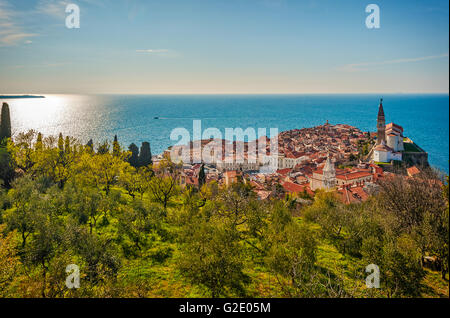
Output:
157,99,429,204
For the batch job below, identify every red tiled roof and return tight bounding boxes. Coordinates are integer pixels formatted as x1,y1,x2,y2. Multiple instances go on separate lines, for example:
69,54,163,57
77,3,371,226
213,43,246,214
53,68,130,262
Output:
282,181,306,193
351,186,369,201
224,170,241,178
386,122,403,132
369,164,383,174
281,182,314,196
374,144,393,152
339,187,358,204
336,171,372,181
185,176,199,186
338,186,369,204
255,190,271,200
250,181,264,190
407,166,420,177
277,168,292,175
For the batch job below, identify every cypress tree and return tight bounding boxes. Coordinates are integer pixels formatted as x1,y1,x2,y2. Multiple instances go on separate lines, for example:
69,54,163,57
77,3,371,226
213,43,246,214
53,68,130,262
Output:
58,133,64,157
0,149,14,188
0,103,12,141
113,135,121,157
86,139,94,152
97,140,110,154
128,143,139,167
138,142,152,167
35,133,43,151
64,136,71,154
198,164,206,189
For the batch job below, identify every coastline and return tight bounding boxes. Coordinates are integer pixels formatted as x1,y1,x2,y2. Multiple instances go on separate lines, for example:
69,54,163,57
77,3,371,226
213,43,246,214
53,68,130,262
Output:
0,95,45,99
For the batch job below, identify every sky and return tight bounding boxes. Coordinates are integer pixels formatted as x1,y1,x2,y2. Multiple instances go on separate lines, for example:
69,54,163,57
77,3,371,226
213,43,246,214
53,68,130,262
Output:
0,0,448,94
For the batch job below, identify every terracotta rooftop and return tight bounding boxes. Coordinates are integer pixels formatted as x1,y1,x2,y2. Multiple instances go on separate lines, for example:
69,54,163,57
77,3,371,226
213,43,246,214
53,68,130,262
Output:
281,182,315,196
386,122,403,132
277,168,292,176
374,143,393,152
407,166,421,177
336,171,372,181
338,186,369,204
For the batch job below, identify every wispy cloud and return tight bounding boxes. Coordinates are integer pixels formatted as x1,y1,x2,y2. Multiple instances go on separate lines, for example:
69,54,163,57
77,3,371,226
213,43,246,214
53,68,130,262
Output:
136,49,170,54
0,0,37,46
9,61,71,69
136,49,180,58
36,0,105,19
1,33,37,46
337,53,449,72
0,0,102,46
36,0,70,19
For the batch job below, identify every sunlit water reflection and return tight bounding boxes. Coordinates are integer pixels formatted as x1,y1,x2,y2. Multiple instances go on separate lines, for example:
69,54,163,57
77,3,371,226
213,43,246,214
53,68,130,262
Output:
1,94,448,173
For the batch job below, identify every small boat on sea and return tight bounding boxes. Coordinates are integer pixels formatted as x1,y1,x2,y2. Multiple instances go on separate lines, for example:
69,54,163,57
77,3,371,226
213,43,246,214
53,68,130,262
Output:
154,117,159,119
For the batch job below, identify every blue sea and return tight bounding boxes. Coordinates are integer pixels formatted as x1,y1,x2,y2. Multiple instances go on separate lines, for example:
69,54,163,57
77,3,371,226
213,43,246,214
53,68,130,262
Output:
2,94,449,173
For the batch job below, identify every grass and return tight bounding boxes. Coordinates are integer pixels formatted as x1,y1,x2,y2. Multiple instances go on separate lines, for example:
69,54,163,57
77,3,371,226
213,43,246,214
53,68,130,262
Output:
421,269,449,298
374,161,391,165
4,178,448,298
403,142,422,153
0,146,8,157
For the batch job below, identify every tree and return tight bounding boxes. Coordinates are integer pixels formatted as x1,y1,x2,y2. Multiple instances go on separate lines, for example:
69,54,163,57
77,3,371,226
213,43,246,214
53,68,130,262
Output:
0,145,14,188
76,150,127,196
271,183,286,199
76,187,102,234
35,133,43,151
97,141,110,155
58,133,64,156
427,175,449,279
112,135,121,157
178,220,250,297
6,176,42,248
128,143,139,167
210,181,256,228
67,226,121,285
0,225,21,296
25,212,62,298
147,159,180,210
86,139,94,152
64,136,71,154
138,142,152,167
10,130,37,172
198,164,206,189
118,199,164,258
377,170,446,265
119,165,148,198
266,222,318,297
0,103,11,141
362,233,425,297
53,134,78,188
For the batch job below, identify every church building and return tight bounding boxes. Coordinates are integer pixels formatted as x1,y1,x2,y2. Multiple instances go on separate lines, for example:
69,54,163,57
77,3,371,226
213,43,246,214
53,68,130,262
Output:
372,99,403,163
310,154,336,190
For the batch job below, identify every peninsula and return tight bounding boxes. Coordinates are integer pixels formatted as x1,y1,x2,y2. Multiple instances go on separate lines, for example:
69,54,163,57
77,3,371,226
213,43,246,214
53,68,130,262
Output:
163,99,429,203
0,95,45,99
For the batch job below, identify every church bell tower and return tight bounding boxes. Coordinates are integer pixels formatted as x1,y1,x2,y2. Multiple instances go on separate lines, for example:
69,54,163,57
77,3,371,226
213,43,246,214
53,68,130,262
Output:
323,154,336,189
377,98,386,145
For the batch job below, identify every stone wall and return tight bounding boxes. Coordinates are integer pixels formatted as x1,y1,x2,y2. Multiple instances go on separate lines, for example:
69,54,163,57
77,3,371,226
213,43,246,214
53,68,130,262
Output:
402,151,429,167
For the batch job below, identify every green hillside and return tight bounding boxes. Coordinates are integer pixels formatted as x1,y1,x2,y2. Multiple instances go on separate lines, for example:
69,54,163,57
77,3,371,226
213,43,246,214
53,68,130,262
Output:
0,132,448,298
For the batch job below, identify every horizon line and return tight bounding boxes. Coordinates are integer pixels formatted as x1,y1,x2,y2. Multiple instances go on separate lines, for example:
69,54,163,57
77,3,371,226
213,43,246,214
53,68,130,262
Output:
2,92,449,96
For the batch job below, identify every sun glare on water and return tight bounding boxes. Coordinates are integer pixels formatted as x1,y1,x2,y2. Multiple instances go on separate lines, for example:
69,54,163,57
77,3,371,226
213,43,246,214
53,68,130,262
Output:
6,94,94,140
